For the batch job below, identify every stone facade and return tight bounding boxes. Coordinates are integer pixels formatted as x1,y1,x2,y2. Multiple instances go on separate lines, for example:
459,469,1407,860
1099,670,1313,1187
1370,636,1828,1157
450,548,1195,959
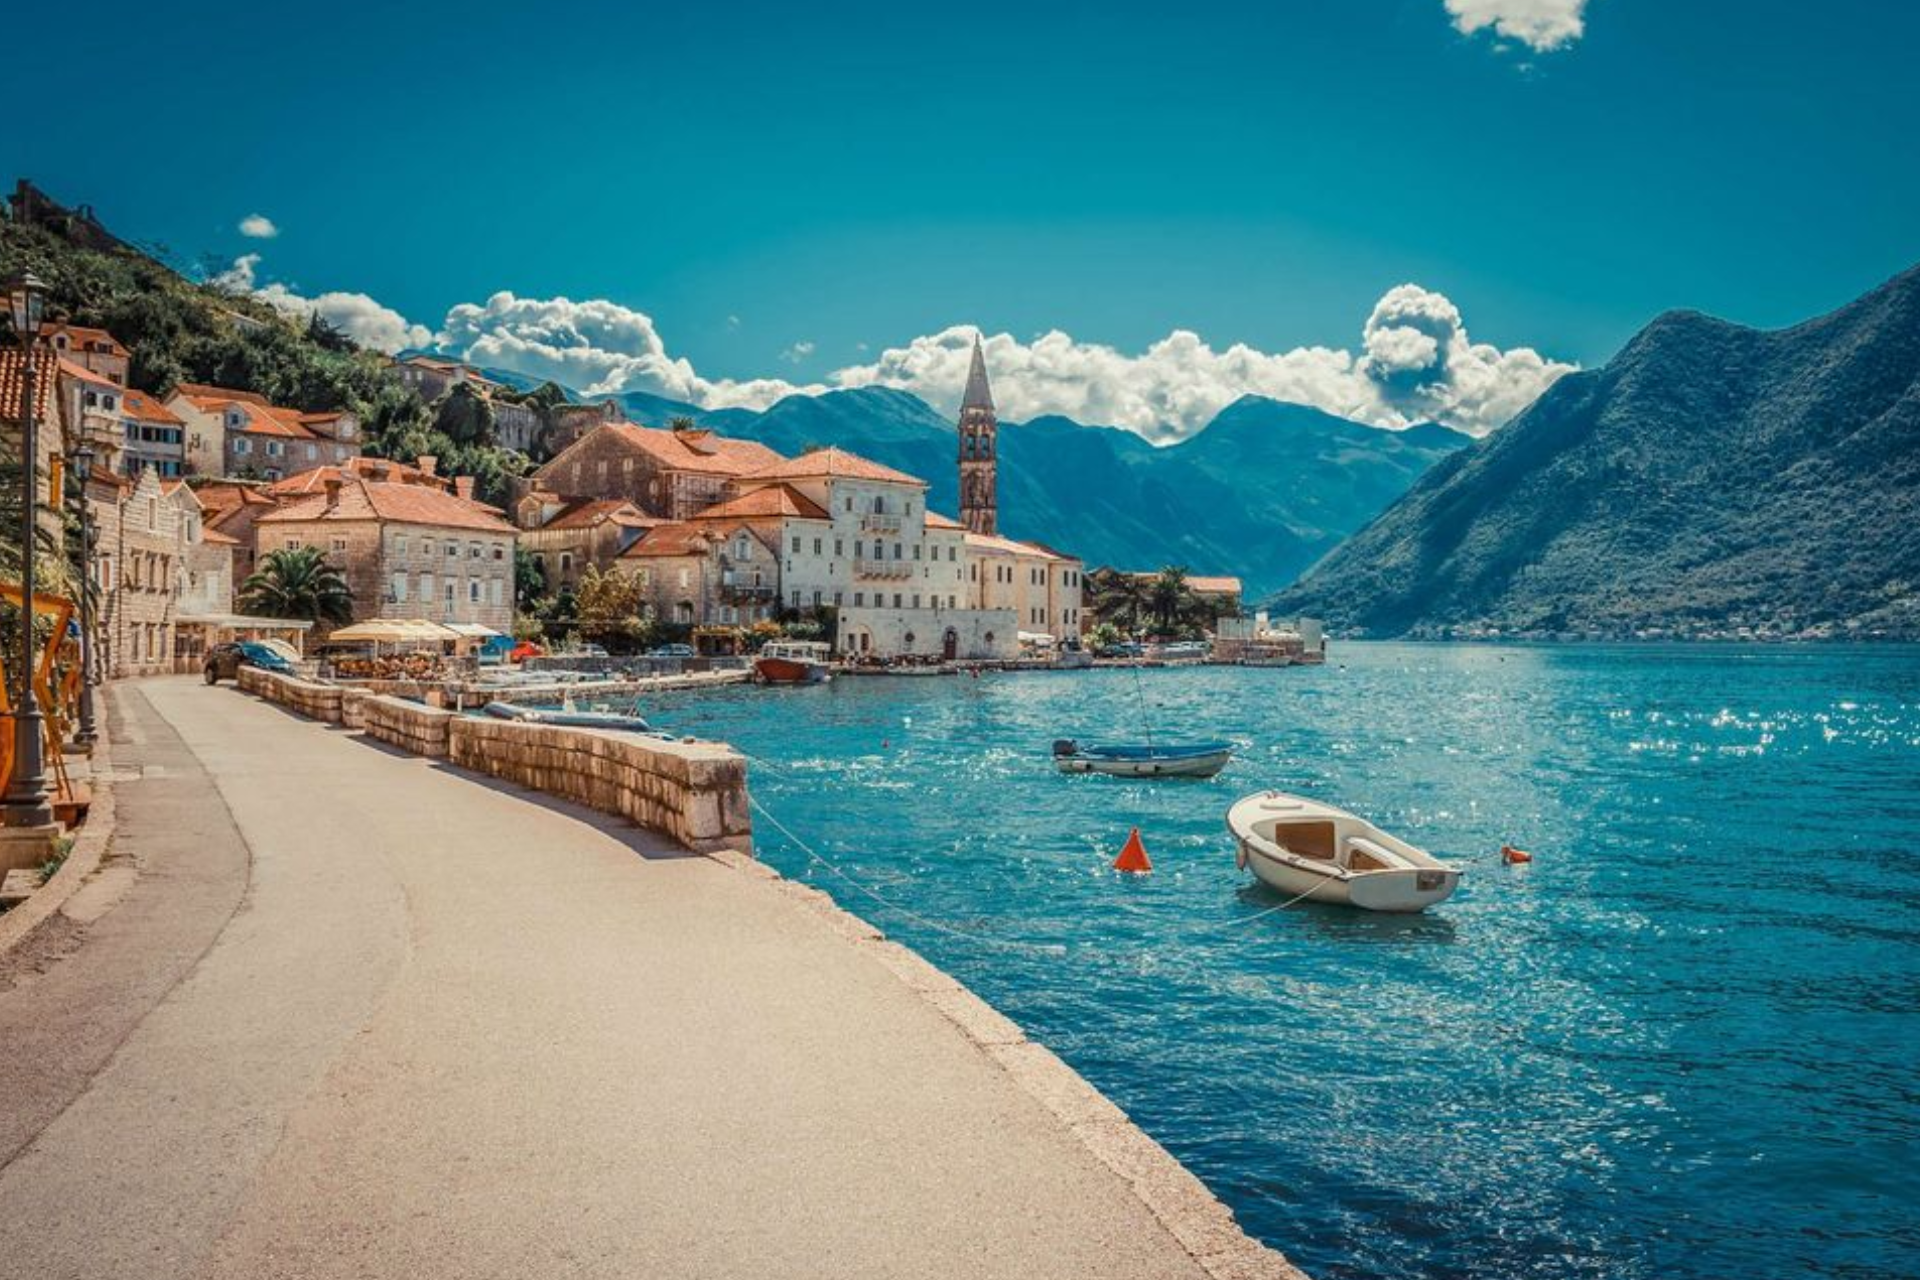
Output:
530,422,783,521
90,468,191,678
619,523,782,626
168,385,361,481
835,605,1018,660
514,497,658,593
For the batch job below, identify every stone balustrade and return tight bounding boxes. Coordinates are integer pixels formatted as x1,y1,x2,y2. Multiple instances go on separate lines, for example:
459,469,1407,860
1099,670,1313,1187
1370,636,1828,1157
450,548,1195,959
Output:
231,675,752,855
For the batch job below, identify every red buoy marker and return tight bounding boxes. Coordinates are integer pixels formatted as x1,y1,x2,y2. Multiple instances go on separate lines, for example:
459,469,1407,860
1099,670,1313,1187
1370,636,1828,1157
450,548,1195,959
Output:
1501,843,1533,865
1113,827,1153,875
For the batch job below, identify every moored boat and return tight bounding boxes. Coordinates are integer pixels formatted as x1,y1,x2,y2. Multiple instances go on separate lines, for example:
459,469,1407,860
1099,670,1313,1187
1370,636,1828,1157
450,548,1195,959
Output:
483,700,663,735
1052,739,1234,778
1226,791,1463,912
754,640,832,685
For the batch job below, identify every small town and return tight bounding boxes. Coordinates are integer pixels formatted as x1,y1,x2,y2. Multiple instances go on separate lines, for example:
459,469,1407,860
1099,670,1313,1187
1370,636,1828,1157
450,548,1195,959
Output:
3,5,1915,1280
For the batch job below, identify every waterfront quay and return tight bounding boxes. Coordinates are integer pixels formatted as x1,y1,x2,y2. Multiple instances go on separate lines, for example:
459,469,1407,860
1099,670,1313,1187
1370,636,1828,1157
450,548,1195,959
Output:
0,677,1299,1280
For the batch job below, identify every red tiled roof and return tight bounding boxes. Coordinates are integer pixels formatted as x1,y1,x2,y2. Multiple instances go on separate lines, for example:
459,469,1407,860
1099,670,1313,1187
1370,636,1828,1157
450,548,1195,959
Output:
693,484,829,522
0,348,62,426
541,498,653,532
55,355,119,388
200,527,242,546
924,510,964,530
266,458,446,496
965,531,1074,561
737,447,925,487
122,389,184,425
1184,575,1243,595
191,479,280,516
257,475,516,534
42,323,129,359
173,381,271,407
619,521,724,559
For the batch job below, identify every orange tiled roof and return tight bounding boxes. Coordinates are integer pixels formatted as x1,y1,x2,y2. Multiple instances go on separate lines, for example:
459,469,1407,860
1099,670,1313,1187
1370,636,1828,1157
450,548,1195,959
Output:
924,510,964,530
192,479,280,515
0,348,62,425
266,458,446,497
737,446,925,487
545,423,784,479
55,355,119,388
1184,575,1243,595
693,484,829,522
173,381,272,407
965,530,1073,561
200,527,242,546
539,498,656,532
257,475,516,534
122,389,184,425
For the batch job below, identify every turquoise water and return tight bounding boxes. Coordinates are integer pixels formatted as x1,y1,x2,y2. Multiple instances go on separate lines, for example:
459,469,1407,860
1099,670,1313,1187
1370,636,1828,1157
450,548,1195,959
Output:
641,644,1920,1280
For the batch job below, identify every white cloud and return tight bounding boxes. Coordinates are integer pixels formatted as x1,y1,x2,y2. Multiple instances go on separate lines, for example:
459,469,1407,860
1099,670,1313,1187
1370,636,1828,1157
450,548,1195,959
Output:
203,258,1572,439
430,285,1572,441
210,254,431,354
238,213,279,239
1445,0,1587,52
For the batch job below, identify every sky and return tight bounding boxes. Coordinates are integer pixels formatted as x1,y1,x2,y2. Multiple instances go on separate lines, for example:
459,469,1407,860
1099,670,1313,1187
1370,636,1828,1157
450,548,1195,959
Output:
6,0,1918,440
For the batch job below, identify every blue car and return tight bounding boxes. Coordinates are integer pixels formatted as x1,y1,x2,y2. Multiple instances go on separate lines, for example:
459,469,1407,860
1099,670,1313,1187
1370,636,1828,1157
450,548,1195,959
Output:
203,640,299,684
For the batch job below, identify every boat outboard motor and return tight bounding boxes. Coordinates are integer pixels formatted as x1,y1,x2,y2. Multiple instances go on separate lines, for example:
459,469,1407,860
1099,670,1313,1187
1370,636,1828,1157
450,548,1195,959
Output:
1051,739,1079,758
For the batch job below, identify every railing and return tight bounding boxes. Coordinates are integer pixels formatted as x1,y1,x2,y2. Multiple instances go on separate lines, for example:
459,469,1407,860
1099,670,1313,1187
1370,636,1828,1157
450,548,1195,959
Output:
859,513,902,534
722,584,775,601
853,555,914,580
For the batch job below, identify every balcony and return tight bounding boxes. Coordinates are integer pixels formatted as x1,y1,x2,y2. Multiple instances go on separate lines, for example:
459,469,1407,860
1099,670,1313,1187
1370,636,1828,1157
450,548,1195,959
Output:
853,555,914,580
722,583,775,602
859,513,903,534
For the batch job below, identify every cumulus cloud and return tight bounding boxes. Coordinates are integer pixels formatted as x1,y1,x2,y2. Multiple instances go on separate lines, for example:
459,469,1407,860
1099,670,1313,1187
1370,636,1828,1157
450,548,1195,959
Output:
780,340,816,364
429,285,1571,441
210,254,432,354
238,213,279,239
1445,0,1587,52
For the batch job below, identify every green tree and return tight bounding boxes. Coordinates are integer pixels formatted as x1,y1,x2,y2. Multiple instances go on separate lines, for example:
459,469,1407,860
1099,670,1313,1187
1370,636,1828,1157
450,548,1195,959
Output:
573,565,649,651
666,415,698,432
1147,566,1195,633
431,382,496,447
240,546,353,624
514,545,547,614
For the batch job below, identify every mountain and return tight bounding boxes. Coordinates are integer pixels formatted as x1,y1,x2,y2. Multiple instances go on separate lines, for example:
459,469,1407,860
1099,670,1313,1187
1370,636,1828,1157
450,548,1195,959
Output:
1270,265,1920,639
674,389,1468,596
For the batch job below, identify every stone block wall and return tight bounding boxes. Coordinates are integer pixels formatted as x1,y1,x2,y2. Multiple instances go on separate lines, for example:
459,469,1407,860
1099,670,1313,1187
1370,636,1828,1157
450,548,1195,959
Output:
238,666,344,722
360,695,454,757
446,717,751,854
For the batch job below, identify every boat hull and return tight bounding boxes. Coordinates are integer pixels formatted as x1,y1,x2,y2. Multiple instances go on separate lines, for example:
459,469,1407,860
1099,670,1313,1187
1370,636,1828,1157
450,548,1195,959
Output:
755,656,829,685
1238,839,1460,911
1056,748,1232,778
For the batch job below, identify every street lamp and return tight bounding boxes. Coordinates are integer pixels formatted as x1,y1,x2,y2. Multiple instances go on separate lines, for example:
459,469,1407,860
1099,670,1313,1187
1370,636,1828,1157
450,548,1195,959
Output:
70,443,98,750
3,270,54,829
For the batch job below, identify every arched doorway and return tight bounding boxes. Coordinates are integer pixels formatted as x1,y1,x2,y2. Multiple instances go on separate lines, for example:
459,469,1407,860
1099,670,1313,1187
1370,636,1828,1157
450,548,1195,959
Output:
942,628,958,660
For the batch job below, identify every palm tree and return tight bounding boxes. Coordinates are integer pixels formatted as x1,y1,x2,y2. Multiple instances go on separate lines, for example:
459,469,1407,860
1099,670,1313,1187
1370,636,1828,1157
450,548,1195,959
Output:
241,546,353,624
1147,566,1195,633
1085,567,1148,634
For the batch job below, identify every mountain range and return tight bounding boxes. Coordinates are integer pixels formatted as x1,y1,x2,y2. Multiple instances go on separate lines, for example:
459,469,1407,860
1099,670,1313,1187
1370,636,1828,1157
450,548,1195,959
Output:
580,386,1470,598
1271,264,1920,639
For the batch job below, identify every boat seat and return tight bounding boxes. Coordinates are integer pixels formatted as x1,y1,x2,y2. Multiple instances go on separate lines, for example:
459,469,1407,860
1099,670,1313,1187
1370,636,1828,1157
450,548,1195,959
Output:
1344,836,1403,871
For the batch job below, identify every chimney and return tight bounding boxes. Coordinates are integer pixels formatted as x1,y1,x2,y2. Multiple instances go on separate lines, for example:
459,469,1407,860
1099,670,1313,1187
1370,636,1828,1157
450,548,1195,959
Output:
454,476,475,502
323,476,343,511
416,454,438,477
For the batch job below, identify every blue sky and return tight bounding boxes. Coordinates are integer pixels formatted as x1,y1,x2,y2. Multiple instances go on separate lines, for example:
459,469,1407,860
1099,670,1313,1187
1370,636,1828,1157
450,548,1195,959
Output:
6,0,1917,437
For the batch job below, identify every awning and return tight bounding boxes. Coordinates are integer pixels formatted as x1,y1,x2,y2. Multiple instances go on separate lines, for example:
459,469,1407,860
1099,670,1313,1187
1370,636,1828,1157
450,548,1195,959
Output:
1017,631,1058,646
178,614,315,632
328,619,460,644
442,623,504,638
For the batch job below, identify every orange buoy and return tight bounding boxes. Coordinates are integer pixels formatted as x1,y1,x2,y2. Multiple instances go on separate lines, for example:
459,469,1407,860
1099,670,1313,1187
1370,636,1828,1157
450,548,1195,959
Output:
1501,843,1533,865
1113,826,1153,874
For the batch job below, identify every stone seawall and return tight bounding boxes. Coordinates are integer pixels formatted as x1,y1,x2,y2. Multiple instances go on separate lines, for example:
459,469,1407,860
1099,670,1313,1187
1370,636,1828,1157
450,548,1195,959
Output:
231,670,752,855
447,717,751,854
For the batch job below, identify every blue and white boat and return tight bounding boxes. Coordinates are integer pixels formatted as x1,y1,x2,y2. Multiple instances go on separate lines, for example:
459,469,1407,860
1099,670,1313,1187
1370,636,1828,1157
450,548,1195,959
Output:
1051,738,1234,778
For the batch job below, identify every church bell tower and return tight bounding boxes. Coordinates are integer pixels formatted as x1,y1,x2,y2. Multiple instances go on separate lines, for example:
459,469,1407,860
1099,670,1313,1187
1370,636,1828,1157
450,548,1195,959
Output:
958,333,998,536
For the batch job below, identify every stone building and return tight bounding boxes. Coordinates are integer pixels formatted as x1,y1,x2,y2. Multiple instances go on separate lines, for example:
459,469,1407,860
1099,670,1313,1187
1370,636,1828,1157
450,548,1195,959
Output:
167,382,361,481
966,532,1086,638
958,334,999,536
89,468,191,678
543,400,625,455
616,520,783,627
42,323,130,385
253,473,517,634
515,496,660,593
391,355,542,453
192,479,282,582
529,421,783,521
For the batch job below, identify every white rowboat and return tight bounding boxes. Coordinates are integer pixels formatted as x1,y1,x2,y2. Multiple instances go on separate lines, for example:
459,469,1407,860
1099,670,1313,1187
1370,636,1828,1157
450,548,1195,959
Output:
1226,791,1463,913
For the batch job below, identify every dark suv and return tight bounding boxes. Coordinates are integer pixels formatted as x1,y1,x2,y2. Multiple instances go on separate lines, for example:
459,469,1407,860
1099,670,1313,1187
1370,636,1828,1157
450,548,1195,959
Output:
203,641,298,684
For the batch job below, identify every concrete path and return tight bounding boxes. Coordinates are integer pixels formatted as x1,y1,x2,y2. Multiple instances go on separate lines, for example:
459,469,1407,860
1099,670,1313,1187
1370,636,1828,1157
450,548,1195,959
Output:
0,679,1221,1280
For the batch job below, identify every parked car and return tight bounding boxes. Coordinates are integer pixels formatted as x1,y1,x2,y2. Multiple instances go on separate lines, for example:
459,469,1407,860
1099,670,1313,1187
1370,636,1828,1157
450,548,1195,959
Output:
509,640,546,663
648,643,696,658
203,640,298,685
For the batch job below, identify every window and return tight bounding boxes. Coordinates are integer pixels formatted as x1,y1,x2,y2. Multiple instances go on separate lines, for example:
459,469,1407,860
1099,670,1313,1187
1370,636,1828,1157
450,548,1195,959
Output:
913,545,922,560
233,438,251,456
469,578,481,603
396,535,409,555
490,578,504,606
266,441,283,458
873,495,885,514
421,572,435,600
812,537,822,556
844,498,852,513
422,539,435,557
493,544,505,560
854,592,864,607
735,537,750,559
680,569,691,589
391,572,409,603
792,536,802,553
834,538,843,558
834,591,843,606
445,542,458,558
912,594,920,609
892,543,902,560
812,590,822,606
560,552,574,573
306,443,318,460
331,537,348,553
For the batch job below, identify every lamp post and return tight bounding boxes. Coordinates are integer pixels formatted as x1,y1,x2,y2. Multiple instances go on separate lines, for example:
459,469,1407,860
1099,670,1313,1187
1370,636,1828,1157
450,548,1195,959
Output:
3,270,54,829
70,443,98,750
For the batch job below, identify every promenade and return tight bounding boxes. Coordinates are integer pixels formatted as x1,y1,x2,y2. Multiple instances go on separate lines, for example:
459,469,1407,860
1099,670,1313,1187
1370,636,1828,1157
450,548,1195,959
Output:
0,679,1274,1280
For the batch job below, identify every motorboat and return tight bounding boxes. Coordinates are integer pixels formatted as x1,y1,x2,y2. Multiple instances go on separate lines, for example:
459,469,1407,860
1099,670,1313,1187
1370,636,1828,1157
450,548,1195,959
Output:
1052,739,1234,778
1055,638,1094,669
1226,791,1463,912
482,700,664,735
754,640,832,685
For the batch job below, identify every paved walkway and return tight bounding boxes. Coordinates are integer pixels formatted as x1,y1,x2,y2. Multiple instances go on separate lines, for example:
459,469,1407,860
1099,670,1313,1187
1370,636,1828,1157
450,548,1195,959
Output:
0,679,1217,1280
